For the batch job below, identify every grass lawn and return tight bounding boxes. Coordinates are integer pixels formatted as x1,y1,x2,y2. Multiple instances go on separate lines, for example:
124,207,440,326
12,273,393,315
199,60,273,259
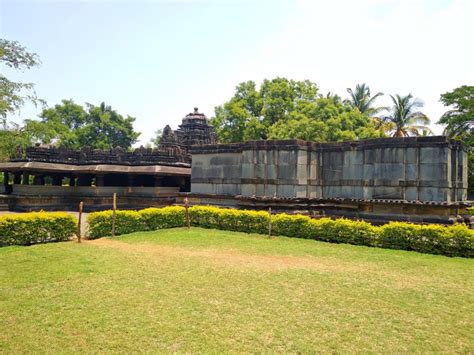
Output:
1,228,473,352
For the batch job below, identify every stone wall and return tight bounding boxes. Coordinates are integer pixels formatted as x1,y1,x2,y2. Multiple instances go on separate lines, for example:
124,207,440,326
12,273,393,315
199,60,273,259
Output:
190,137,468,203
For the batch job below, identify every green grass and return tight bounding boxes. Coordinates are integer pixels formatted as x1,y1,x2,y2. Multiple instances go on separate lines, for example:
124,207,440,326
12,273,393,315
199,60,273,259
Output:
1,227,473,352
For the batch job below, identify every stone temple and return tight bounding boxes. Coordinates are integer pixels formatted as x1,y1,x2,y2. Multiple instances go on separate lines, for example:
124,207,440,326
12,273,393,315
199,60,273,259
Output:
0,108,215,211
0,108,471,225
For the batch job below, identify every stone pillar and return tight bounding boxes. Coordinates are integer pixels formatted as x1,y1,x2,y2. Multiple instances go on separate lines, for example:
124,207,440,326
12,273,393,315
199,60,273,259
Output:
3,172,9,187
22,172,30,185
77,175,92,187
13,172,22,185
52,175,63,186
33,175,45,186
69,175,76,187
95,174,105,187
153,176,163,187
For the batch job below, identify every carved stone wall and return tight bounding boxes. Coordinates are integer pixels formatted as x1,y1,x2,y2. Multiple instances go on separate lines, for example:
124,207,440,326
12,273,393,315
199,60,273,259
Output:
190,137,468,203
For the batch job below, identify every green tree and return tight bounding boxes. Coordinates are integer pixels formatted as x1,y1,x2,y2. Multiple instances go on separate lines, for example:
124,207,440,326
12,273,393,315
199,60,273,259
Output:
211,78,384,144
437,85,474,195
345,83,386,116
438,86,473,141
24,100,140,150
0,39,44,125
383,94,431,137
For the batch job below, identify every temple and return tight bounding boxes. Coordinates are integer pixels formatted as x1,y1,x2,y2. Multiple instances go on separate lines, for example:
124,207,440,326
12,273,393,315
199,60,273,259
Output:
0,108,471,225
0,108,217,211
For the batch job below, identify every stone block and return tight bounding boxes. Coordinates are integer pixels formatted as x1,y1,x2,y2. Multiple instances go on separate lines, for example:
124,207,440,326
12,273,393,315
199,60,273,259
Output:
255,164,265,179
406,148,418,164
295,185,307,198
242,150,254,164
373,163,404,180
323,185,341,198
405,187,418,201
220,184,240,195
267,150,276,165
241,163,255,179
277,184,297,197
255,184,265,196
379,147,404,163
420,147,448,164
297,164,308,180
191,183,213,194
343,150,364,166
210,153,241,166
419,163,447,181
257,150,267,164
278,165,296,180
363,164,374,180
405,164,418,181
418,187,448,202
241,184,256,196
364,149,376,164
278,150,297,165
373,187,402,199
297,150,307,165
265,184,276,197
222,165,241,178
342,164,364,180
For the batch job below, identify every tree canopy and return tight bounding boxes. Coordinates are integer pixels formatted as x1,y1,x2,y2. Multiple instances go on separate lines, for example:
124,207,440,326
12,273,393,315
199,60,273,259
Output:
0,38,44,125
438,85,473,145
382,94,431,137
210,78,384,143
24,100,140,150
437,85,474,195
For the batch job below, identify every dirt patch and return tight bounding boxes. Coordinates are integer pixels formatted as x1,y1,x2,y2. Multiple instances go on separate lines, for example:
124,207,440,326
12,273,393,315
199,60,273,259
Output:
87,238,372,273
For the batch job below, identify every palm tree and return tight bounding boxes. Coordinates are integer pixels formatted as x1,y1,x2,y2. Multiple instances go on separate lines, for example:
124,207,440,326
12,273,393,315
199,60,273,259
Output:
345,83,386,117
383,94,432,137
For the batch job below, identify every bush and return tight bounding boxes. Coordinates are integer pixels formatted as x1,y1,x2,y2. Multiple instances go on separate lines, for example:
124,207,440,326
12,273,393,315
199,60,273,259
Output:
87,210,143,239
140,206,186,230
86,205,474,258
466,206,474,215
0,212,77,246
189,206,268,234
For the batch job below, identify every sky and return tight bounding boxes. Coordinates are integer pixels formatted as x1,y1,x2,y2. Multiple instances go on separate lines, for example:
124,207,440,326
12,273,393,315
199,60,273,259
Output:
1,0,473,146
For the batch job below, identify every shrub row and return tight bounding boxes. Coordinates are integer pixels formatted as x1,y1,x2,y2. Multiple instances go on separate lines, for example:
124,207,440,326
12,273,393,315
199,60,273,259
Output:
87,206,474,257
87,206,185,239
0,212,77,246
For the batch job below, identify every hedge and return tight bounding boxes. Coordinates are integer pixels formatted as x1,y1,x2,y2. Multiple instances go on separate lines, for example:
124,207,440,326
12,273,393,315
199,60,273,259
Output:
87,205,474,258
0,212,77,246
466,206,474,215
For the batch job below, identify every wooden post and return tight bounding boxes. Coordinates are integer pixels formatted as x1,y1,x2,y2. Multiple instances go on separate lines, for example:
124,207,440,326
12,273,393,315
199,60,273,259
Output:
268,207,272,238
184,196,190,229
112,192,117,237
77,201,83,243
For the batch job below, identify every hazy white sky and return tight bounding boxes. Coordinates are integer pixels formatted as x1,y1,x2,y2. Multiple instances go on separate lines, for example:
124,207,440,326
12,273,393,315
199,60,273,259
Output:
1,0,473,145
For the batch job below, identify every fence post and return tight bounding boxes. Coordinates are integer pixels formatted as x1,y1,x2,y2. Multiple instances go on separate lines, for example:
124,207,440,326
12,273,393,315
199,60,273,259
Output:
268,207,272,238
184,196,190,229
77,201,83,243
112,192,117,237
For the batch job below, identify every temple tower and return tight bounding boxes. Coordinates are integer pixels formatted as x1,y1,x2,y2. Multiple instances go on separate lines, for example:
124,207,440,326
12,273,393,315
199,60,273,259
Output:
159,107,218,153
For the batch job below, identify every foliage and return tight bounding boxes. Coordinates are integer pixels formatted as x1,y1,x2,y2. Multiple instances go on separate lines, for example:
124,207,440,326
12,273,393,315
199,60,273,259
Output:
24,100,140,150
211,78,385,143
87,210,144,239
0,212,76,246
466,206,474,215
87,205,474,257
438,85,474,140
345,83,386,117
438,85,474,195
189,205,269,234
140,206,186,230
0,39,44,125
382,94,431,137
